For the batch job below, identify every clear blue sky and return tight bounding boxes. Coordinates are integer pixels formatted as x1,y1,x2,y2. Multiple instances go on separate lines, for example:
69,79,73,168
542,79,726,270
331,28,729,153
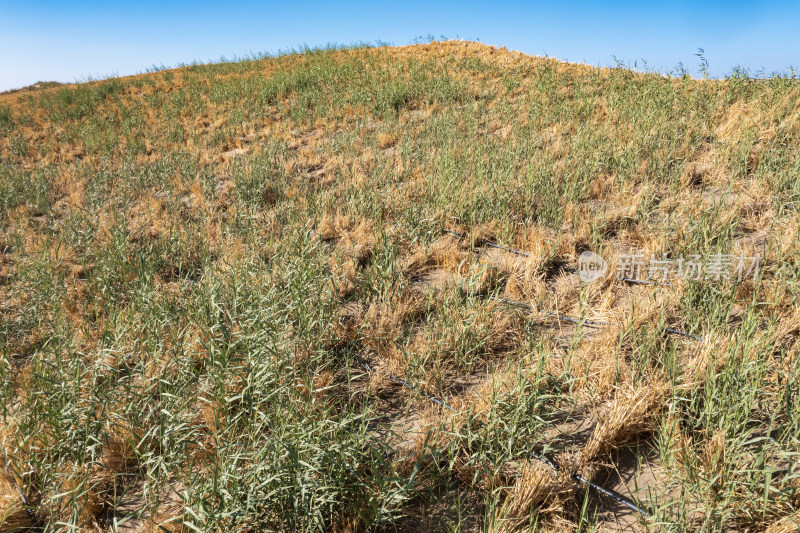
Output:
2,1,799,91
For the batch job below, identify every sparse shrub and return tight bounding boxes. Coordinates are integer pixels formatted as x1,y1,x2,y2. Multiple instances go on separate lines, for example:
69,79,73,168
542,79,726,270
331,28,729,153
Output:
0,105,13,133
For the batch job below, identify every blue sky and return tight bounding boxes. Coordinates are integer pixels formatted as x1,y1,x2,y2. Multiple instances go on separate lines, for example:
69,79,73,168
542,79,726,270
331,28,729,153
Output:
1,1,799,91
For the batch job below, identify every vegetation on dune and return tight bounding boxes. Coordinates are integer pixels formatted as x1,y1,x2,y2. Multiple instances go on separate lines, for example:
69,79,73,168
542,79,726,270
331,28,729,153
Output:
1,40,799,531
0,82,64,97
